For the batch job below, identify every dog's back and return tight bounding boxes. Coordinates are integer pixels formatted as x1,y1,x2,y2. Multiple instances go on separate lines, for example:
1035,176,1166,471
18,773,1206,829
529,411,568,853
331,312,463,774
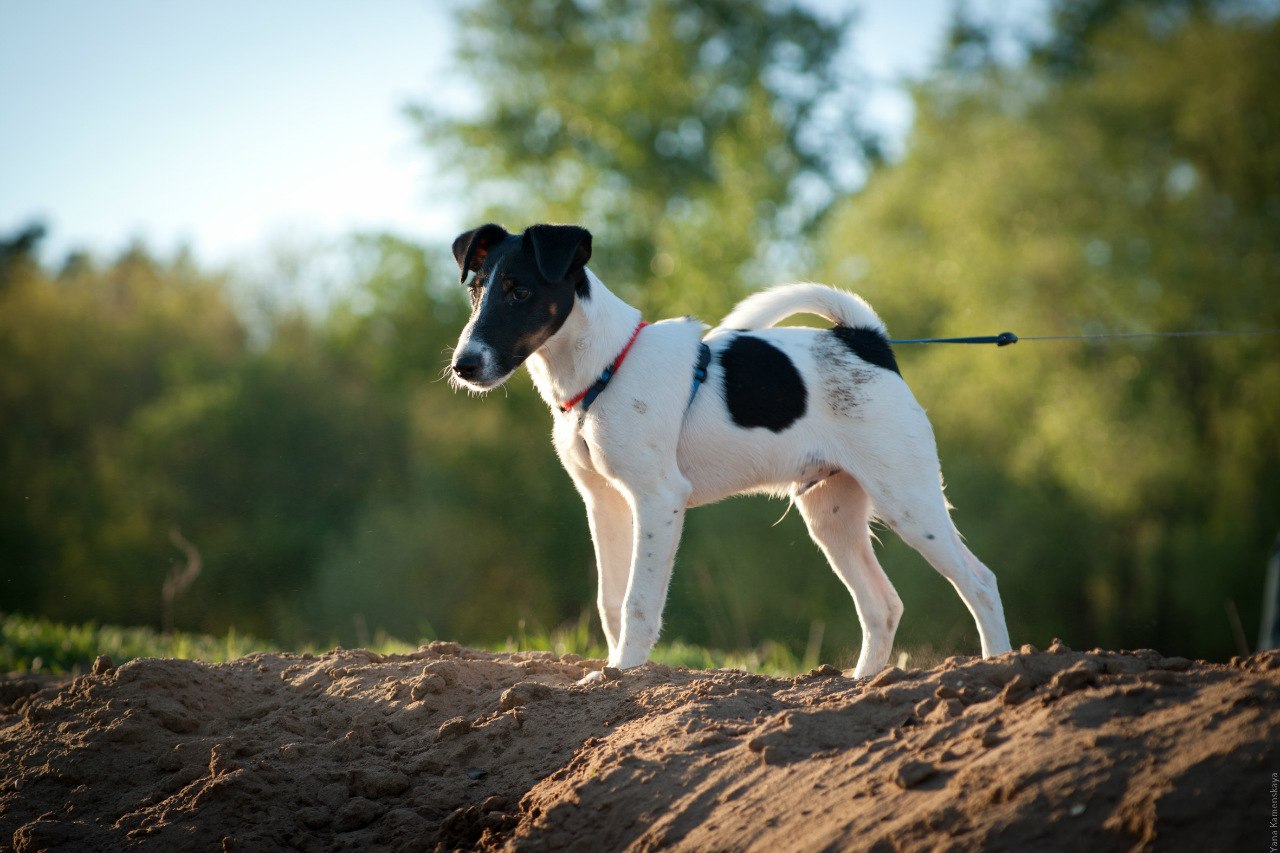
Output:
676,285,910,504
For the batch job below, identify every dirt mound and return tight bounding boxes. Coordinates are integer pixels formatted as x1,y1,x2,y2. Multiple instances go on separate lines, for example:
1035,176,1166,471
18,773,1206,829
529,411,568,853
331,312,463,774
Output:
2,642,1277,852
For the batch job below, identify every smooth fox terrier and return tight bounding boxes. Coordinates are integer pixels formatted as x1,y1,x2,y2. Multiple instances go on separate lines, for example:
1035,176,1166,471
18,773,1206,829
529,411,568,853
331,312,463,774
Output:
449,223,1012,682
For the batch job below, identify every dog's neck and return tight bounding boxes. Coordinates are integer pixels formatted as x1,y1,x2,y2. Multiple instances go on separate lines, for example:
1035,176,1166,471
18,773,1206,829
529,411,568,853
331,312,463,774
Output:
526,269,644,411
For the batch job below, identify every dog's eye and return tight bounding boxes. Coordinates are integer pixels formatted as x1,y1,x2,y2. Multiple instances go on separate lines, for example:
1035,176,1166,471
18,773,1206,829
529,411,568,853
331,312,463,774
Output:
511,286,532,303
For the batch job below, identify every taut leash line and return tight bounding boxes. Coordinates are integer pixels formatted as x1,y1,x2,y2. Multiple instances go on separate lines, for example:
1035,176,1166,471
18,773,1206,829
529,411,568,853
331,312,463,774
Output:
890,329,1280,346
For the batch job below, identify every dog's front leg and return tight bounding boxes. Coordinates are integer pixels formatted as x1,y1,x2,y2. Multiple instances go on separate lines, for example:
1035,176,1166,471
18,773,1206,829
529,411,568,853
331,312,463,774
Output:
608,475,692,671
569,466,633,656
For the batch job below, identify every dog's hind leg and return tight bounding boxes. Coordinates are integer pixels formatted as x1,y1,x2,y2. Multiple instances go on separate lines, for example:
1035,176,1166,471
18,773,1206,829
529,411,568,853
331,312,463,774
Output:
570,466,633,656
795,472,904,679
869,473,1012,659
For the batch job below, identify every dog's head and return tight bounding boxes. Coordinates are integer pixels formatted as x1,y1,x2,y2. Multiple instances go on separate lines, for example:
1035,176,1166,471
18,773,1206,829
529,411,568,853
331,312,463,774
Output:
449,223,592,392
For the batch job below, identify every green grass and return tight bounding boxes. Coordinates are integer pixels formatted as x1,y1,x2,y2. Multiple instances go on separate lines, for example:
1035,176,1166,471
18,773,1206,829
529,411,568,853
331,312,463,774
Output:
1,611,817,678
0,612,284,675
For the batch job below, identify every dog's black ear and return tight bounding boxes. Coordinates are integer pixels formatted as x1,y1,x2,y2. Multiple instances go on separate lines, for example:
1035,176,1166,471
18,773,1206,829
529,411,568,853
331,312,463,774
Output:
523,224,592,283
452,223,510,284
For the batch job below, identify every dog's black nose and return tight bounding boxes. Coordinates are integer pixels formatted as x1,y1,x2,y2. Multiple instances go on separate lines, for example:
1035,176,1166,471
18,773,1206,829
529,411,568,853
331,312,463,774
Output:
452,353,482,381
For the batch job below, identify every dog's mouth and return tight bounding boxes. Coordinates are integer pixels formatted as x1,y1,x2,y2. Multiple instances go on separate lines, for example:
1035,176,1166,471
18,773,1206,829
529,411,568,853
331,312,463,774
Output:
447,370,512,395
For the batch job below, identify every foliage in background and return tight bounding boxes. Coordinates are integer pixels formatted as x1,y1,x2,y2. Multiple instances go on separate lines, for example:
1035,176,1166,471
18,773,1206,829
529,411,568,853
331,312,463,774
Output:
820,0,1280,654
411,0,877,319
1,0,1277,667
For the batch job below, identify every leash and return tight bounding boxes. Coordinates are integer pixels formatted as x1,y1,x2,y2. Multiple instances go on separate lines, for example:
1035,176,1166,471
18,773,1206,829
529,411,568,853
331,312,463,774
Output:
562,323,1278,413
890,329,1280,346
891,332,1019,346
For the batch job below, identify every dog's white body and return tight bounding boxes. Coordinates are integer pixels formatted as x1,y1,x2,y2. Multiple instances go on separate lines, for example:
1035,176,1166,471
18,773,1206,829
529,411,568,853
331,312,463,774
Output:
451,228,1011,681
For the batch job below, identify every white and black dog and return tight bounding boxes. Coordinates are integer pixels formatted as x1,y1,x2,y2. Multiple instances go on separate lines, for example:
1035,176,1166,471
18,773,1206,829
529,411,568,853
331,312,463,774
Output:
449,223,1011,682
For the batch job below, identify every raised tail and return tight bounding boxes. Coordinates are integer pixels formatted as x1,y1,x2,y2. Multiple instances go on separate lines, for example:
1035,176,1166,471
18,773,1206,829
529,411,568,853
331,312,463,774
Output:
715,283,887,334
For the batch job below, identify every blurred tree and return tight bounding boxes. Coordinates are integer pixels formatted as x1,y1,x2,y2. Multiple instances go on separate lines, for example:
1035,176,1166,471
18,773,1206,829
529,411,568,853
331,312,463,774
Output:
819,1,1280,658
1,233,246,624
0,232,410,640
411,0,877,319
111,317,408,639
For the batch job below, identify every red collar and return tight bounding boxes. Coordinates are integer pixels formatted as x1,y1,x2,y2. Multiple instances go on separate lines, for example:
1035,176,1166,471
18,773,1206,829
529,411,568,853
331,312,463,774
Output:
560,321,649,412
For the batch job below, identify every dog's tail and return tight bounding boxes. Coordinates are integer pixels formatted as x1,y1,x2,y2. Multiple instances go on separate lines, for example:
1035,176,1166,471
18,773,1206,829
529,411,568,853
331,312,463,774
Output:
715,283,887,334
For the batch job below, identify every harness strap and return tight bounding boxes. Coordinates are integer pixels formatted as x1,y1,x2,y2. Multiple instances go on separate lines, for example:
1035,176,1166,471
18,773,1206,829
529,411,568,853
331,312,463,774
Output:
688,342,711,406
560,321,649,413
560,326,712,414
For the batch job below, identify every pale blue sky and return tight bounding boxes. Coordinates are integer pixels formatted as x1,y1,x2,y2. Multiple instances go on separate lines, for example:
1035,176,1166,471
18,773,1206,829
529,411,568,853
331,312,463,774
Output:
0,1,1046,267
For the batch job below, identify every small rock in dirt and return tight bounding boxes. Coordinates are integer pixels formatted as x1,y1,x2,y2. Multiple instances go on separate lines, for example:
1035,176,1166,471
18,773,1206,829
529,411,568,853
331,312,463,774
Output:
999,675,1033,706
894,760,937,789
1156,656,1193,672
1047,638,1072,654
867,666,908,688
602,667,623,681
482,811,518,831
411,673,446,700
807,664,842,678
759,745,789,766
481,795,509,813
465,767,489,780
500,681,554,710
437,717,473,741
422,660,460,686
1049,662,1100,693
91,655,115,675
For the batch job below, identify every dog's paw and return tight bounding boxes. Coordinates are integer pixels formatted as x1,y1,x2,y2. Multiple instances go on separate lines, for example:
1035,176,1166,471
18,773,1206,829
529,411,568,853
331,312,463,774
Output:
576,666,622,686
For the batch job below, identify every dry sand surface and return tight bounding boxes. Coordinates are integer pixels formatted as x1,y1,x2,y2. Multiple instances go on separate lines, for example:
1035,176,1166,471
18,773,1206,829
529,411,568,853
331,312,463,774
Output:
2,642,1278,852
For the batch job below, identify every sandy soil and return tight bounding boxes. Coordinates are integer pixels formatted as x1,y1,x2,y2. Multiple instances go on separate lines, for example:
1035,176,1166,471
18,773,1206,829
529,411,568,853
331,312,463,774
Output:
2,642,1278,852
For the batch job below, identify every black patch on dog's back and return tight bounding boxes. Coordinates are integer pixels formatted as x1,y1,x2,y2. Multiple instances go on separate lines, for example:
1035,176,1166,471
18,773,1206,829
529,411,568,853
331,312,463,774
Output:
718,335,807,432
831,326,900,375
